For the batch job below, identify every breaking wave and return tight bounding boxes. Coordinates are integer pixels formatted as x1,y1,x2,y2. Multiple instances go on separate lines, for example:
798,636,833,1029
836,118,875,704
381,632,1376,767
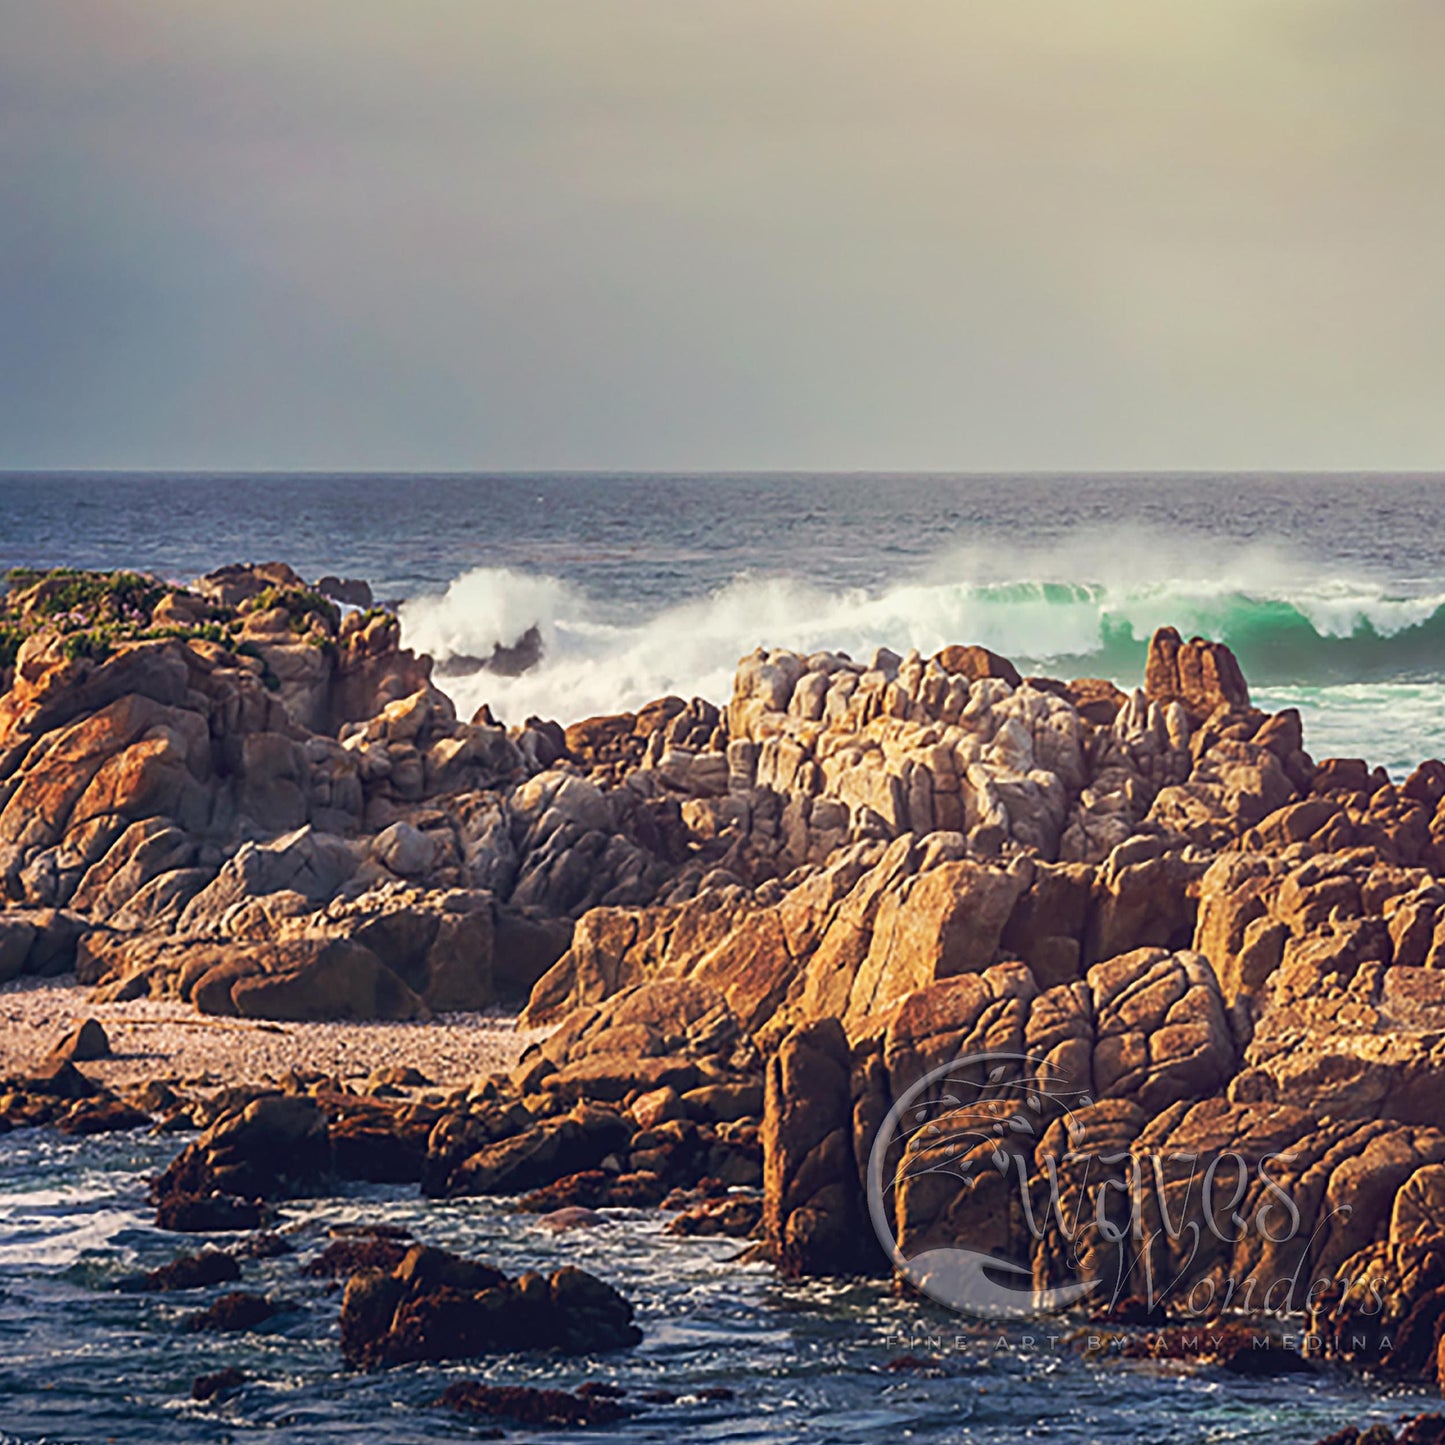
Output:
400,547,1445,730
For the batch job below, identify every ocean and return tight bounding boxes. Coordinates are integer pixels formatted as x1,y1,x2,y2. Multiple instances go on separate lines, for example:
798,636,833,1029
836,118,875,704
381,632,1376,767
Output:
1,472,1441,1443
3,471,1442,775
0,1129,1421,1445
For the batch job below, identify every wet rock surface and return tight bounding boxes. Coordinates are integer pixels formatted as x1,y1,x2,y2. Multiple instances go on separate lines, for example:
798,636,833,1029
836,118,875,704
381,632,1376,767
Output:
181,1290,281,1333
116,1249,240,1292
436,1379,633,1429
337,1244,642,1367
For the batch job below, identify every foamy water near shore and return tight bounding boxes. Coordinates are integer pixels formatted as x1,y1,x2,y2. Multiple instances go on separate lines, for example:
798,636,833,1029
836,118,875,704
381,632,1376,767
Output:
401,558,1445,775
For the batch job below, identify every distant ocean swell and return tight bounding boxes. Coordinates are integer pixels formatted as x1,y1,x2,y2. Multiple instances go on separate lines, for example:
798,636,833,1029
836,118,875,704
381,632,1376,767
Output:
400,564,1445,731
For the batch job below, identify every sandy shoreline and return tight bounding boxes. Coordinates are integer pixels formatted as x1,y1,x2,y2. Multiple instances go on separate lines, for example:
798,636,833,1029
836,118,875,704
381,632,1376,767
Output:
0,975,544,1092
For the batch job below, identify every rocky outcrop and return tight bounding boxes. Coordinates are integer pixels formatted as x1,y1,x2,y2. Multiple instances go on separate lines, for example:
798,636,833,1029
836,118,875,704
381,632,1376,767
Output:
21,563,1445,1393
0,1057,151,1136
523,831,1222,1049
762,1018,872,1276
78,869,552,1021
81,929,431,1022
1087,946,1237,1111
1143,625,1251,721
337,1245,641,1366
0,908,87,981
418,985,762,1205
152,1092,334,1218
0,567,1316,1030
1307,1158,1445,1389
0,568,706,1019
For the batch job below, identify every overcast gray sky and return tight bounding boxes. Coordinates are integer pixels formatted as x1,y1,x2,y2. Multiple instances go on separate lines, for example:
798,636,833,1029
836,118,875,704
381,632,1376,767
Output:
2,1,1442,472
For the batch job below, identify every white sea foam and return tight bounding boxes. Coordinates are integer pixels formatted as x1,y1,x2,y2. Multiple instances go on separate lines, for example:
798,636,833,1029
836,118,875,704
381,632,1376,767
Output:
400,530,1445,739
1254,683,1445,779
0,1205,143,1268
399,567,584,667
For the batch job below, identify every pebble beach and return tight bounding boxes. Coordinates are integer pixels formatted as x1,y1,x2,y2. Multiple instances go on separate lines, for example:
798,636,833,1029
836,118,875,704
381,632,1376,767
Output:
0,975,539,1092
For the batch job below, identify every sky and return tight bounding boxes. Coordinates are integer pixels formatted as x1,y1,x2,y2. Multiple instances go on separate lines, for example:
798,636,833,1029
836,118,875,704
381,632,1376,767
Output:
1,1,1443,473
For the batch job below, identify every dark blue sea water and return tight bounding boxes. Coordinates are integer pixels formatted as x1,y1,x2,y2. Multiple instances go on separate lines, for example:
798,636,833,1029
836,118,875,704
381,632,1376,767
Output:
0,1129,1423,1445
3,471,1444,771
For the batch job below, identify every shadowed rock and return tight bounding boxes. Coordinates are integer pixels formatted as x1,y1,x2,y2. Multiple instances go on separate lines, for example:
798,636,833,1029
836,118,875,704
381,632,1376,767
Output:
338,1245,641,1367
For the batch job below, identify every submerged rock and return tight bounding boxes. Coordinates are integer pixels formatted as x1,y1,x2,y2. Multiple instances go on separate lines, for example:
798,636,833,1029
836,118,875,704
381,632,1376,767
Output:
182,1291,280,1333
301,1236,410,1279
1098,1324,1314,1377
436,1380,631,1429
536,1206,609,1233
154,1191,272,1234
191,1367,250,1403
116,1249,240,1293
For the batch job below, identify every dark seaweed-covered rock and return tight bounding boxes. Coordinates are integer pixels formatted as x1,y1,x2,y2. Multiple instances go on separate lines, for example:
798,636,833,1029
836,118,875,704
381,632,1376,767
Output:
665,1192,763,1238
338,1245,641,1368
515,1169,668,1212
182,1291,279,1333
328,1114,429,1183
884,1355,943,1374
231,1231,292,1259
191,1367,249,1402
1102,1325,1314,1377
437,1380,631,1428
301,1236,410,1278
330,1221,414,1239
57,1098,150,1135
1308,1418,1445,1445
117,1249,239,1292
638,1385,735,1404
153,1190,272,1234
